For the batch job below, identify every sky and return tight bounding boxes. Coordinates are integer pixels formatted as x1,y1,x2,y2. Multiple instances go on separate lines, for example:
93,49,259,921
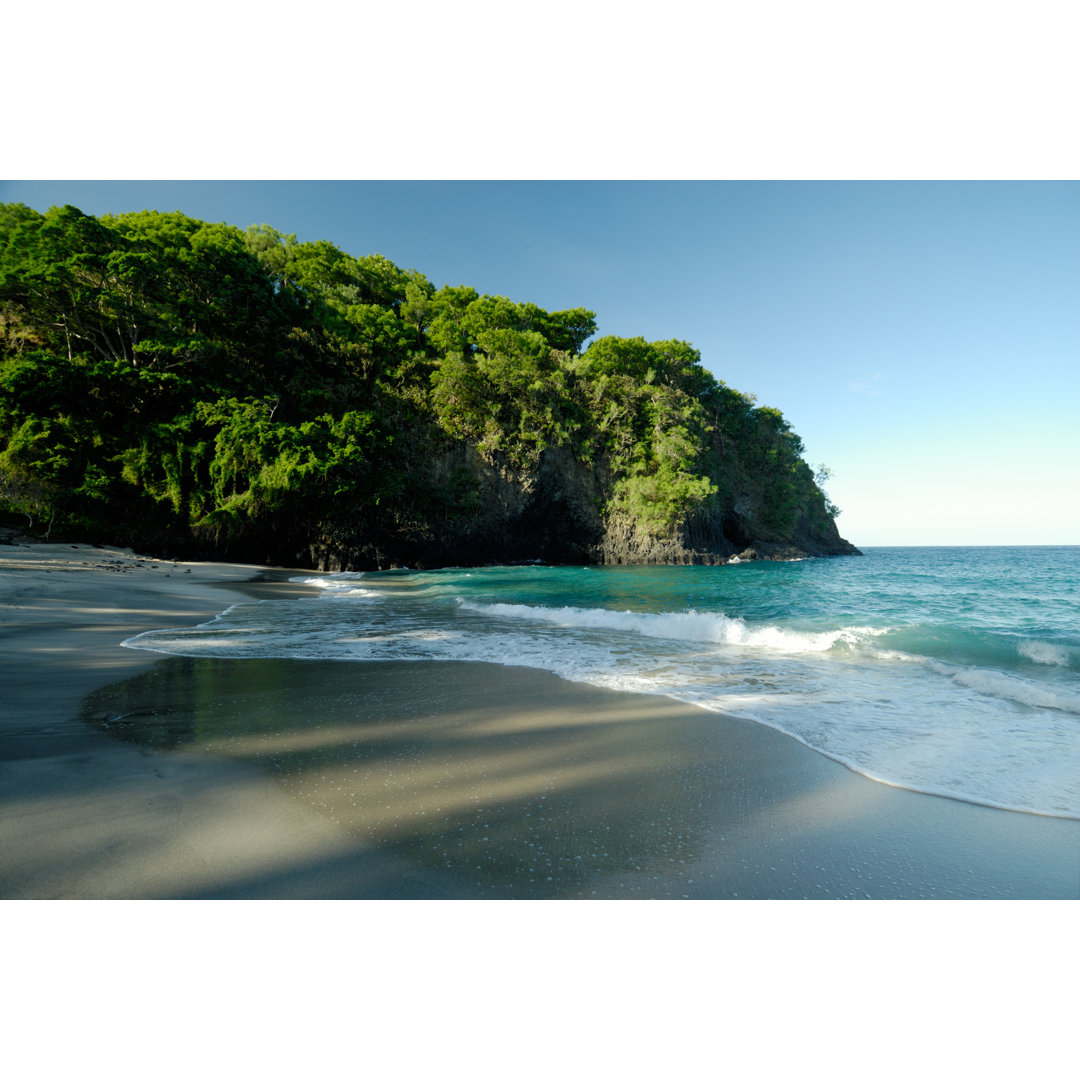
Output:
3,179,1075,547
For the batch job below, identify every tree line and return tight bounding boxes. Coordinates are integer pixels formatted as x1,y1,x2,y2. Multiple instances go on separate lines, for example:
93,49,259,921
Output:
0,203,838,561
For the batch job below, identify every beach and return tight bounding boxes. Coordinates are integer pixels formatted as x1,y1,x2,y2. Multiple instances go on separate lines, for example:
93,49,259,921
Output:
1,540,1077,900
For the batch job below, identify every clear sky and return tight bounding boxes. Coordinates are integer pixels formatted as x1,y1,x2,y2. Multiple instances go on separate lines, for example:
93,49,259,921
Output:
3,179,1074,547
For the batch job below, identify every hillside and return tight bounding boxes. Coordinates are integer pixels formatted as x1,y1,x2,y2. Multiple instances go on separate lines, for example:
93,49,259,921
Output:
0,203,859,567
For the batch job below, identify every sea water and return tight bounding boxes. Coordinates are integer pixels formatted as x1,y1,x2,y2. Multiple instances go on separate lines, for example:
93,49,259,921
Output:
122,547,1080,818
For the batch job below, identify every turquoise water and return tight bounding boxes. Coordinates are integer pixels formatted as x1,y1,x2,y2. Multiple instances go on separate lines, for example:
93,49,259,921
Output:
123,547,1080,818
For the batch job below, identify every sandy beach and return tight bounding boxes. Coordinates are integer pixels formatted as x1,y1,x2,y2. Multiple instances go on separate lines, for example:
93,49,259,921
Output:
1,539,1077,900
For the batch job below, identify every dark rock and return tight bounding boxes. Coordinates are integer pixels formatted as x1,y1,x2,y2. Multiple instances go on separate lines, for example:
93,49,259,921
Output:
305,444,861,570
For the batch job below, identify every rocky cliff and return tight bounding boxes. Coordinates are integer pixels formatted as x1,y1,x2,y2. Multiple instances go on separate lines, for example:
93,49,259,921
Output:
306,443,860,571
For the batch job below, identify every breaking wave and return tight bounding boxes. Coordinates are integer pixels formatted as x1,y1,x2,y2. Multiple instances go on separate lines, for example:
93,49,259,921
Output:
457,600,886,655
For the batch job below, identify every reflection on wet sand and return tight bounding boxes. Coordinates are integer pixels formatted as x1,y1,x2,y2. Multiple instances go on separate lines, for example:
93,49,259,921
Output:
83,657,1080,899
86,658,756,897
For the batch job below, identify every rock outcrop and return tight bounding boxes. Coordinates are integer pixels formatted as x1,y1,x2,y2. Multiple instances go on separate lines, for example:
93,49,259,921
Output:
307,444,861,571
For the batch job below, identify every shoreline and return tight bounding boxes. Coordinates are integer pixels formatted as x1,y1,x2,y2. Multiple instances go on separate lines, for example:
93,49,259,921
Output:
2,542,1077,899
0,542,360,899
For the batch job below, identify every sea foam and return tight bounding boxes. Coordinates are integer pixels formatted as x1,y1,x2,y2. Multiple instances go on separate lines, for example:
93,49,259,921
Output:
925,659,1080,714
290,573,382,599
1017,639,1072,667
457,599,882,655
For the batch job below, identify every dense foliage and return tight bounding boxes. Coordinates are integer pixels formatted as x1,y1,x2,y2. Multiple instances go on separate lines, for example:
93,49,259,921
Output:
0,203,838,562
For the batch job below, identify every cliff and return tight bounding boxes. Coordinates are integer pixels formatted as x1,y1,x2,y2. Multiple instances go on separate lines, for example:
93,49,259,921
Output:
305,443,860,572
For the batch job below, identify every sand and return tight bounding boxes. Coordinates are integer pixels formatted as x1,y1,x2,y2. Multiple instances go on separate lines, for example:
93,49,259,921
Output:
2,540,1078,900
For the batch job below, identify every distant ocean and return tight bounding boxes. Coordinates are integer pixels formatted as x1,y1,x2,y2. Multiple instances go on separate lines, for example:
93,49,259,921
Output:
123,547,1080,818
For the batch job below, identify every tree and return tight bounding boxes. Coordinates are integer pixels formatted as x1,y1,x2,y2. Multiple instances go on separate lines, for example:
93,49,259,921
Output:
244,223,298,285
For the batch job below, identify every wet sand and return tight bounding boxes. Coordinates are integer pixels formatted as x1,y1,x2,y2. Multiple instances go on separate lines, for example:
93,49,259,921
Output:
2,542,1078,899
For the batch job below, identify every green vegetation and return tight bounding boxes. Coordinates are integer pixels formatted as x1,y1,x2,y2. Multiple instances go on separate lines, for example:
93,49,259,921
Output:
0,202,840,563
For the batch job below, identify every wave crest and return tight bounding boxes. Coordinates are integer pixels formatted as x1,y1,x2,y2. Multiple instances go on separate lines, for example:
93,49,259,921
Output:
1017,639,1072,667
457,600,882,654
923,660,1080,715
290,572,382,598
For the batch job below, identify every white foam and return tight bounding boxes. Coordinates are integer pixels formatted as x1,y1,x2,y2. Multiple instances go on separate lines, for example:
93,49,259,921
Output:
289,574,383,599
335,629,462,644
925,659,1080,714
1017,639,1071,667
457,600,883,655
290,572,367,588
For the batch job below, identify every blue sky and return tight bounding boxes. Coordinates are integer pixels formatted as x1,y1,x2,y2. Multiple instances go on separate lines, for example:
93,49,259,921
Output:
1,179,1076,547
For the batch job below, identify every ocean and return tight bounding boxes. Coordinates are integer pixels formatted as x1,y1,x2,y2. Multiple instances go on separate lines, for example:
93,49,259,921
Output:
122,547,1080,819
